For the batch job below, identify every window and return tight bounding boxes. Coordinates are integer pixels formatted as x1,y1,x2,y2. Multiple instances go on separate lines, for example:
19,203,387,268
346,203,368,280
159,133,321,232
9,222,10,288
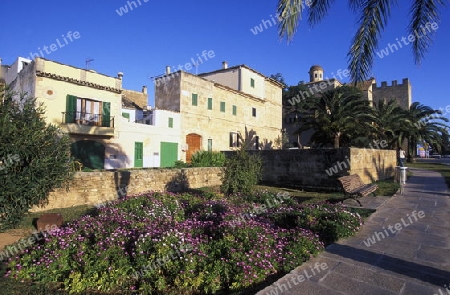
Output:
192,93,198,106
232,105,237,115
229,132,241,148
65,95,111,127
208,139,212,152
168,117,173,128
255,136,259,150
122,112,130,121
220,101,225,112
207,97,213,110
252,107,256,117
250,78,255,88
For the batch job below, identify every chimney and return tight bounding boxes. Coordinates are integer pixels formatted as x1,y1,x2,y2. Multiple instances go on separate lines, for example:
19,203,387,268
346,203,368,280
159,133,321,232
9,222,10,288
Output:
142,86,147,94
117,72,123,80
166,66,171,75
222,61,228,69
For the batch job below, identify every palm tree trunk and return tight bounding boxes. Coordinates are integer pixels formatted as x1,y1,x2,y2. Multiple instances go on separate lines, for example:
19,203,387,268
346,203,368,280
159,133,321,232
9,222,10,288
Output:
334,135,340,148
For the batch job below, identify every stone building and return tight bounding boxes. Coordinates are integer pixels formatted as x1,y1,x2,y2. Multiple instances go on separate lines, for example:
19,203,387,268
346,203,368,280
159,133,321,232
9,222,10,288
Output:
372,78,412,110
4,57,181,169
284,65,412,147
154,62,284,162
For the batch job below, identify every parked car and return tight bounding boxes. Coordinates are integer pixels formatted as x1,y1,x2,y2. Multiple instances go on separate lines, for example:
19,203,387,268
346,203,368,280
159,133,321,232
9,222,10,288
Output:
429,153,442,159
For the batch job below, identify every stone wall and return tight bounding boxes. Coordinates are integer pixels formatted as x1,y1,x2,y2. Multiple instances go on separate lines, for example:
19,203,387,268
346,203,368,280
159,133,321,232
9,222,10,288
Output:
31,148,396,212
372,79,412,110
348,148,396,183
31,167,222,212
227,147,396,191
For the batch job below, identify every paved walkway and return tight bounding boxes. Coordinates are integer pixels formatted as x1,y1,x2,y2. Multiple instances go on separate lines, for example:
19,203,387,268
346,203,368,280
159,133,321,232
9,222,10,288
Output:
257,168,450,295
0,229,31,252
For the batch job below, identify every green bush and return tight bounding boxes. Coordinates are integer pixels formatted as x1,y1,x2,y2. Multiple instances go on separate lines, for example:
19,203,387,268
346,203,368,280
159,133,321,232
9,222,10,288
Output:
190,150,225,167
174,160,190,168
0,86,74,230
221,149,262,195
267,202,364,245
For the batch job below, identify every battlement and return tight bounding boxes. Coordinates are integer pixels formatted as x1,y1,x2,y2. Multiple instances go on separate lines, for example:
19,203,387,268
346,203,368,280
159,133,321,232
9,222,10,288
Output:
373,78,410,88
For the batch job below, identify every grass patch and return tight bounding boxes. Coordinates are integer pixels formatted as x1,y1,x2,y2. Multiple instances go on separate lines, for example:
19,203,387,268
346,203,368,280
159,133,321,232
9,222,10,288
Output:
254,185,344,204
14,205,94,231
374,178,400,196
407,162,450,189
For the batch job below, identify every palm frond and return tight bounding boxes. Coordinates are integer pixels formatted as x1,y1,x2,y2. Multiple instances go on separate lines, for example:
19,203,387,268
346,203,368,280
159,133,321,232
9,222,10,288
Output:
408,0,445,64
348,0,366,11
308,0,335,27
277,0,305,42
347,0,394,83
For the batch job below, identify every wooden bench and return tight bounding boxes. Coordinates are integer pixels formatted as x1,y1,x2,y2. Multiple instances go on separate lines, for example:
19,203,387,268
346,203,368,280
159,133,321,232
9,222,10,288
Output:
337,174,378,206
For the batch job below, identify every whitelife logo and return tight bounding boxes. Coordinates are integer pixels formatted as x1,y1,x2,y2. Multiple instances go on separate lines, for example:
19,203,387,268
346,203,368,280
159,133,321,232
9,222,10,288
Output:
363,210,425,247
26,31,81,60
375,22,439,59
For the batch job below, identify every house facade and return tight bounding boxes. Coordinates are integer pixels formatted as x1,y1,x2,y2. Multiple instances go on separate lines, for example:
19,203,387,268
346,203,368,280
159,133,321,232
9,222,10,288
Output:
154,62,283,162
4,57,181,169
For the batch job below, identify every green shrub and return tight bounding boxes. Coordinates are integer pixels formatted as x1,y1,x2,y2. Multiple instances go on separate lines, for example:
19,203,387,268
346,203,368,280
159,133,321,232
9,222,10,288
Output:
220,149,262,195
190,150,225,167
174,160,190,168
267,202,364,245
0,86,74,230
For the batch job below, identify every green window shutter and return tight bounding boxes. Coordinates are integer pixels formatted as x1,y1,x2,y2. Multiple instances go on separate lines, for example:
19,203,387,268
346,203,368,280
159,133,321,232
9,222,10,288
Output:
65,95,77,123
192,93,198,106
250,78,255,88
232,105,237,115
220,101,225,112
168,117,173,128
102,102,111,127
134,142,143,168
207,97,213,110
122,112,130,121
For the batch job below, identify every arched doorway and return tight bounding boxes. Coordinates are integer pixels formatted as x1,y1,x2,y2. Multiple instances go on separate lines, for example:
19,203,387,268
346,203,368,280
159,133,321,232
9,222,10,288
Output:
185,133,201,163
71,140,105,170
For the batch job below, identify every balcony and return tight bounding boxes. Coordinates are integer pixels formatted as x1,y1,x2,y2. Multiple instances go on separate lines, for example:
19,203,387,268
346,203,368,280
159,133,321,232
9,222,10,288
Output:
61,112,115,137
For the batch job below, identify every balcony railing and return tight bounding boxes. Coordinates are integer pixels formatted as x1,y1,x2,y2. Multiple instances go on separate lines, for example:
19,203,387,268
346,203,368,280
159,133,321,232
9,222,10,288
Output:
62,112,114,128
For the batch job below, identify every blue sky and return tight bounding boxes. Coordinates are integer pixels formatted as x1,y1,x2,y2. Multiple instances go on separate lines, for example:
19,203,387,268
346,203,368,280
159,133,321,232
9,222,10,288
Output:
1,1,449,113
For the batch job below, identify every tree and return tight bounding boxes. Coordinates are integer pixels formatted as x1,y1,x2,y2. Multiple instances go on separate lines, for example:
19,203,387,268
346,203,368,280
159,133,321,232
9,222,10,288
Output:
0,86,75,230
277,0,446,82
270,73,287,91
371,99,410,149
293,86,375,148
404,102,449,158
221,127,262,195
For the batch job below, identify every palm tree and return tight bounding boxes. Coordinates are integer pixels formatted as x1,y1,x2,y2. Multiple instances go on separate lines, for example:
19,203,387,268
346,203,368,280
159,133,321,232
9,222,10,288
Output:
371,99,410,149
405,102,449,158
277,0,446,82
294,86,375,148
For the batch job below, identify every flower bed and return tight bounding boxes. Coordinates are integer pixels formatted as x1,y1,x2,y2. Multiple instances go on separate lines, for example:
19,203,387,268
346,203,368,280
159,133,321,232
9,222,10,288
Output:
4,191,363,294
